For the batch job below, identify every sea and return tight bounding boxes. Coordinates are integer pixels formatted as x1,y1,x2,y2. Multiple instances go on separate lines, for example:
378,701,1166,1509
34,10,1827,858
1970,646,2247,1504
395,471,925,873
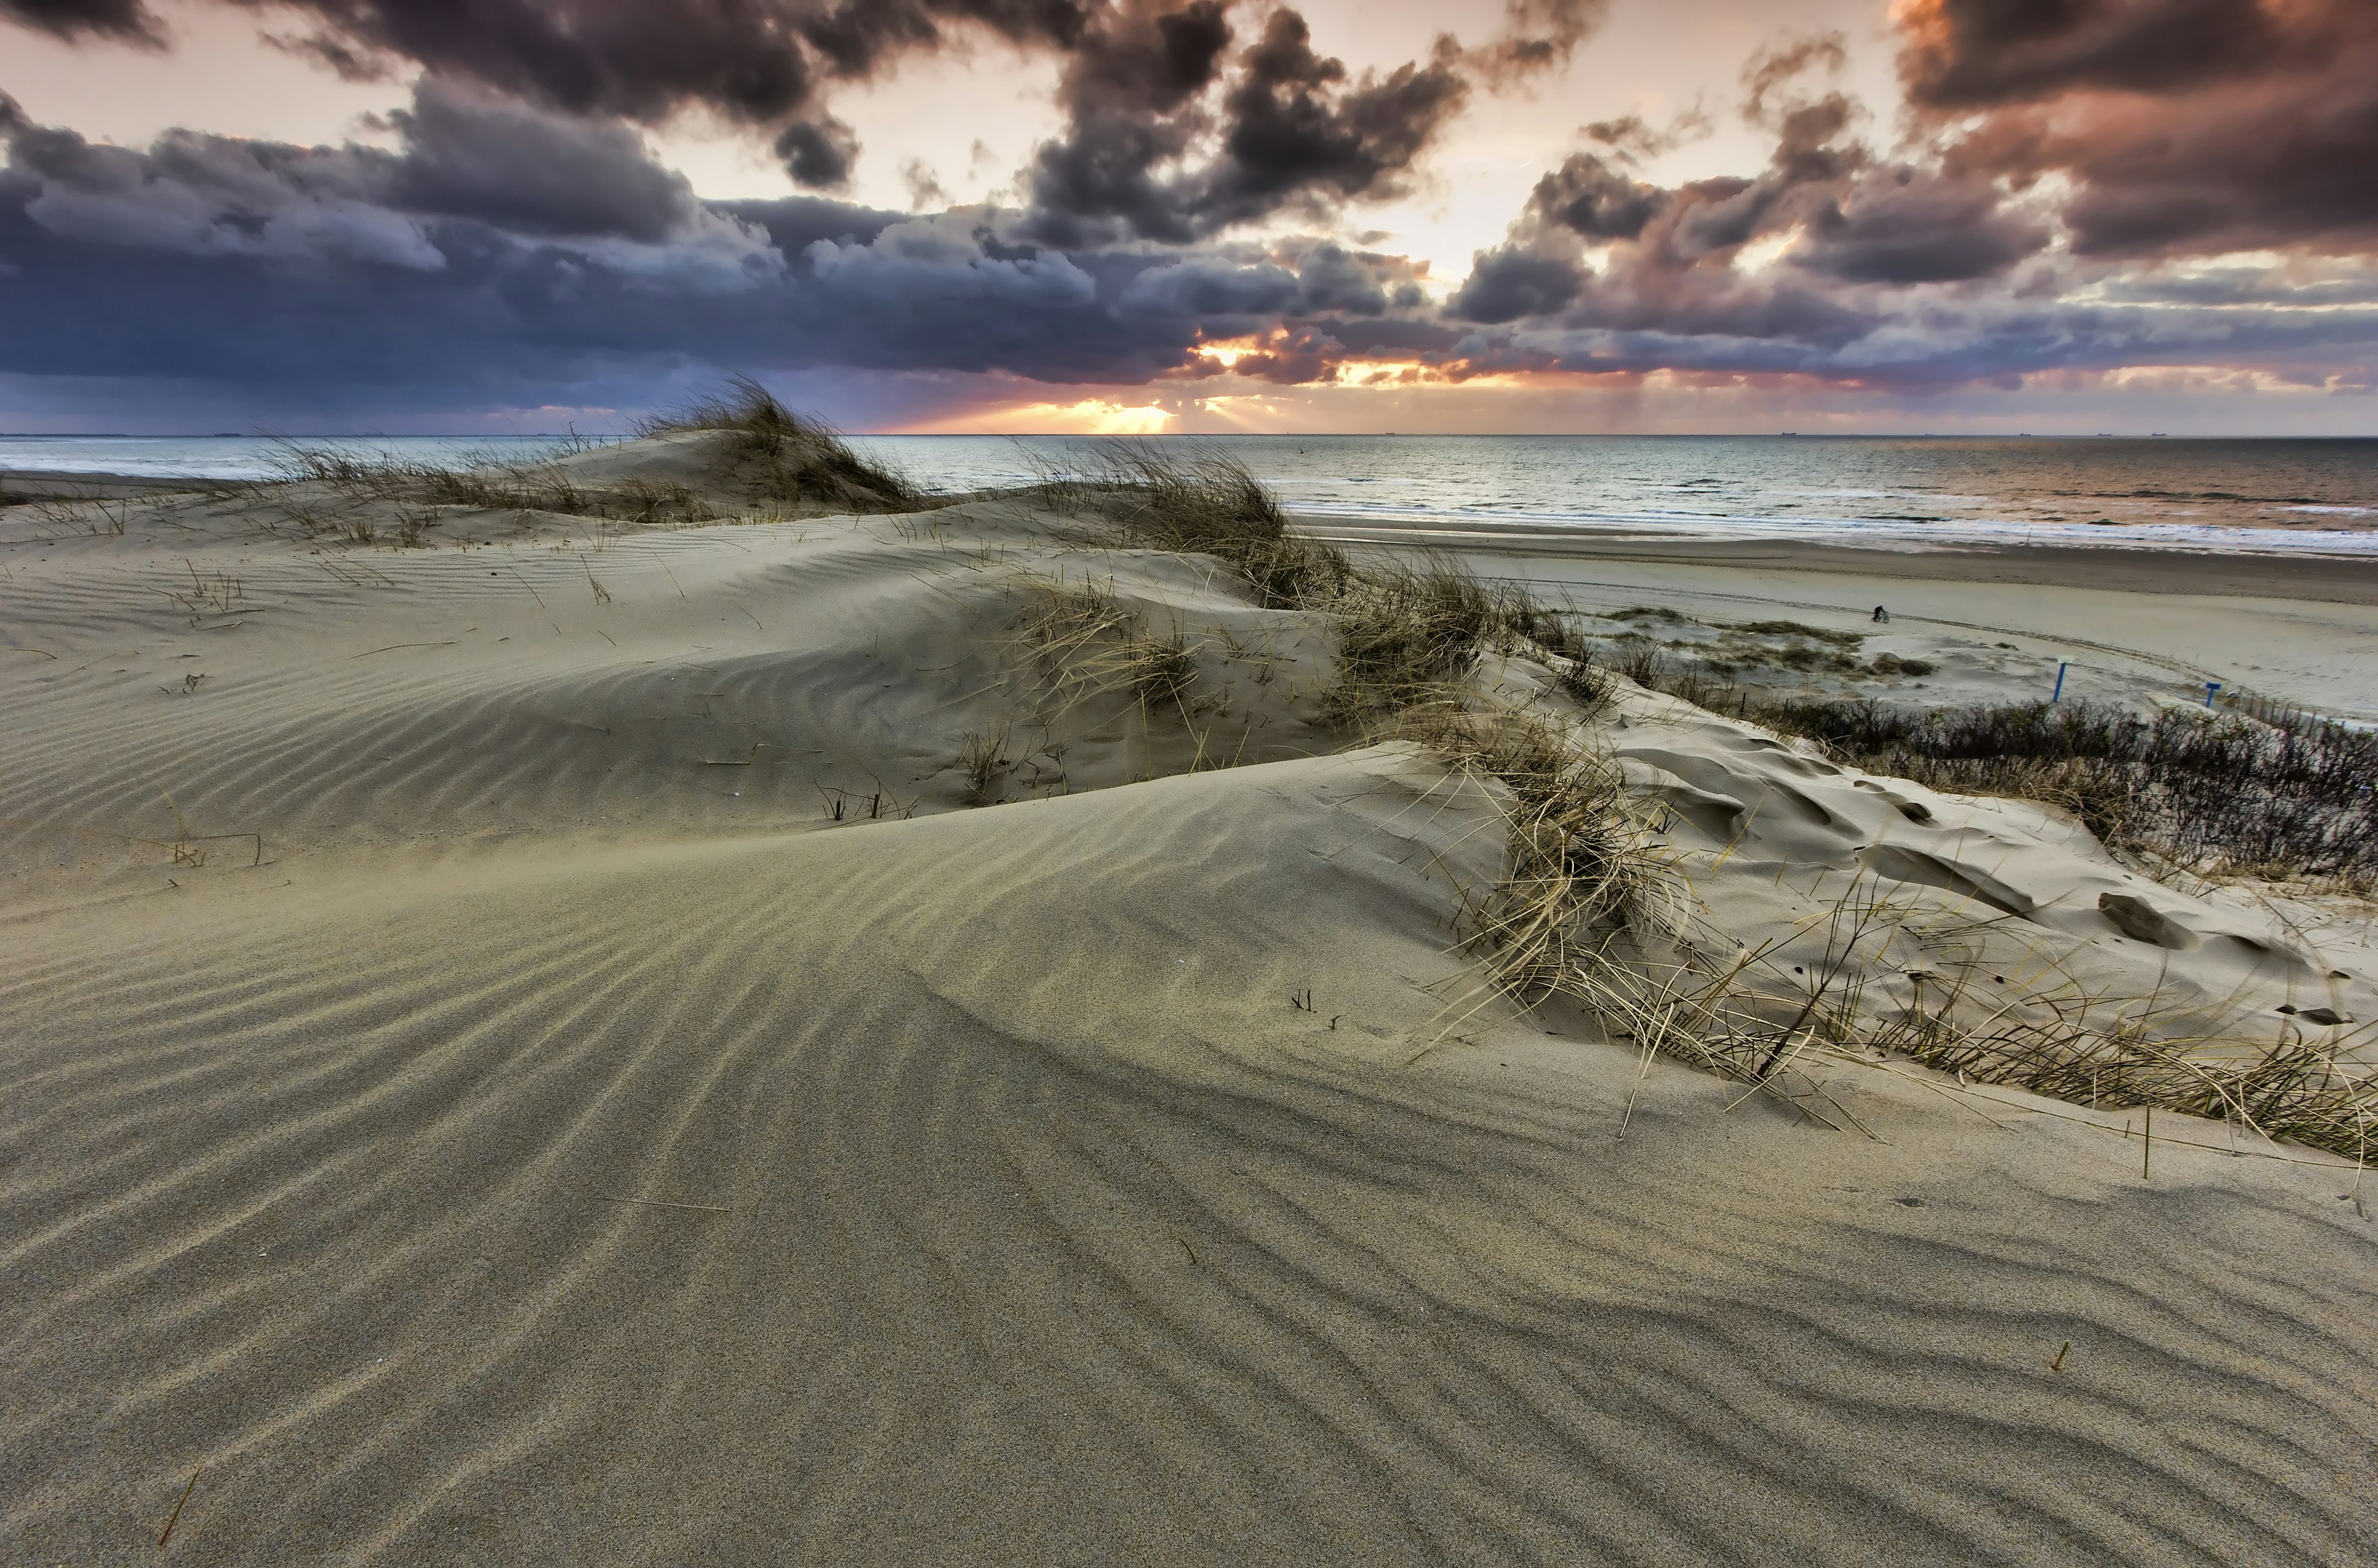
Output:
6,433,2376,556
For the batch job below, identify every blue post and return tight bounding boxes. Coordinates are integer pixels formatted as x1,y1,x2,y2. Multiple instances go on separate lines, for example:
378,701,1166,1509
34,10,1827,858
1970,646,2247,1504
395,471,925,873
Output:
2205,681,2222,707
2052,661,2069,702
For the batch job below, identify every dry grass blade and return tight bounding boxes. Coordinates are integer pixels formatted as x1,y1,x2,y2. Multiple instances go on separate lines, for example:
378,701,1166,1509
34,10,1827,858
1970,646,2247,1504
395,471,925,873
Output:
637,377,928,513
956,725,1014,804
1009,578,1205,718
1125,632,1198,706
255,438,724,536
1022,443,1348,609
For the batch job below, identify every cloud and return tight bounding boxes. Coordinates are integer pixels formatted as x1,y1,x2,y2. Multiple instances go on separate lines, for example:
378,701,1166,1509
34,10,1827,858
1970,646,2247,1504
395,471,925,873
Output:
2,0,1095,189
1899,0,2282,108
0,79,737,265
0,94,1206,398
1444,59,1884,339
1902,0,2378,257
2,90,442,268
1462,0,1602,87
7,1,1601,240
3,6,2377,424
1447,248,1580,323
1017,0,1234,245
1790,170,2049,285
385,80,703,242
1740,31,1845,127
1018,0,1603,245
774,116,860,188
0,0,159,45
1191,9,1468,230
1424,11,2378,393
225,0,1091,128
1117,240,1418,320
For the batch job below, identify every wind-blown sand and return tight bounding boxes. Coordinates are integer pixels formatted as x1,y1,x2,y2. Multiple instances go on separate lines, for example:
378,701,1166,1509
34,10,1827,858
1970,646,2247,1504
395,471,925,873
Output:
4,438,2374,1564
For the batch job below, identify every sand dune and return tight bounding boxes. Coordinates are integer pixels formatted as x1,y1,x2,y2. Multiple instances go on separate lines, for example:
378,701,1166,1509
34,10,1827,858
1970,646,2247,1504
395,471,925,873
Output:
3,435,2374,1564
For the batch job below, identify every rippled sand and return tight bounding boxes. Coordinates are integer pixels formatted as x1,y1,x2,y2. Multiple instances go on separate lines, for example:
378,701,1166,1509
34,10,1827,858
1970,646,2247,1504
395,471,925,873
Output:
4,440,2373,1564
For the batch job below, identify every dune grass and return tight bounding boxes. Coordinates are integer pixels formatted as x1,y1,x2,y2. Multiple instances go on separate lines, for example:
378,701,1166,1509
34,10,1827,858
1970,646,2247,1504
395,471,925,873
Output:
1162,505,2378,1155
1751,696,2378,886
1460,837,2378,1157
1022,444,1349,610
255,440,723,539
1398,692,2378,1156
1010,578,1211,719
237,379,926,543
1559,616,2377,889
956,725,1014,804
637,377,927,513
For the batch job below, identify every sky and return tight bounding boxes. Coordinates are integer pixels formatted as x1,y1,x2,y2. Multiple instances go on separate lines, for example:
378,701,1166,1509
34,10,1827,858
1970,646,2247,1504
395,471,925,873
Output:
0,0,2372,435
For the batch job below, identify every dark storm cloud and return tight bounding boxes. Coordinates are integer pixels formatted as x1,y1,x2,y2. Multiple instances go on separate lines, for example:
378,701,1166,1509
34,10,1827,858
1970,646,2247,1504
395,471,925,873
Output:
773,117,860,189
1449,45,1877,333
0,0,157,44
0,95,1252,402
1292,242,1419,314
1446,248,1580,324
1018,0,1599,245
6,0,1601,211
1791,169,2049,285
386,81,701,242
235,0,1091,126
1114,241,1419,319
1017,0,1233,245
0,81,716,257
1528,150,1664,242
721,194,905,254
1899,0,2283,108
2,0,1097,191
0,87,1502,407
6,4,2378,419
1439,27,2060,369
1190,9,1468,230
1904,0,2378,257
1418,6,2378,390
1486,34,1870,279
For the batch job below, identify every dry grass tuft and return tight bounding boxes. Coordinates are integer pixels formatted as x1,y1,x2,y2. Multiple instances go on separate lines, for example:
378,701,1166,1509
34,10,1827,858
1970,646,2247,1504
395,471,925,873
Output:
1011,578,1204,717
1025,445,1348,609
1440,791,2378,1156
1323,562,1508,724
1752,697,2378,886
1125,632,1199,705
1401,701,1683,991
1866,962,2378,1161
956,725,1014,804
638,376,927,513
163,559,243,616
259,440,722,538
13,492,132,539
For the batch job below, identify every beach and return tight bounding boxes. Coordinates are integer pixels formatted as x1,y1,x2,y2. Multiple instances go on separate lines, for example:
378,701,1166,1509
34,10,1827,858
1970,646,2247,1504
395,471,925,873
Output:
1312,520,2378,721
3,433,2373,1565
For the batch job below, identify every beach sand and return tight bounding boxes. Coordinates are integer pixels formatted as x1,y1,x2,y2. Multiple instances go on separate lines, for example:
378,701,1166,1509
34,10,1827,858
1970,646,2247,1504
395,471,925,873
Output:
3,443,2374,1564
1309,519,2378,721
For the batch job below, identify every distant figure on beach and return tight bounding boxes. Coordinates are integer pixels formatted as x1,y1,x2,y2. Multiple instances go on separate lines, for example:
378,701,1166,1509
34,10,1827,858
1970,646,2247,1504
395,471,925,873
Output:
1873,606,1890,624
